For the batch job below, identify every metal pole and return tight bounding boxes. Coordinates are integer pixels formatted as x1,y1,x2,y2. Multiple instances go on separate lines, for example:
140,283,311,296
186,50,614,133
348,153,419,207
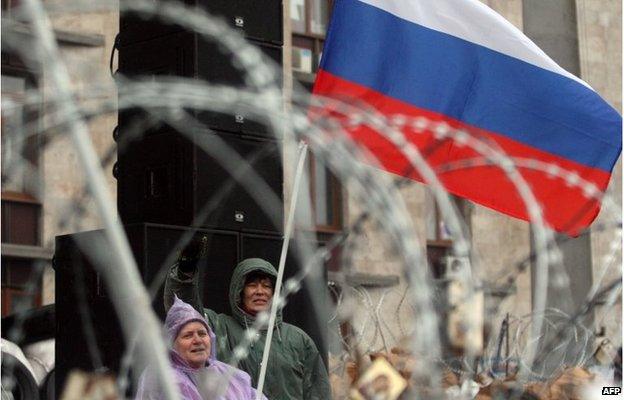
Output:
255,141,309,399
505,313,510,377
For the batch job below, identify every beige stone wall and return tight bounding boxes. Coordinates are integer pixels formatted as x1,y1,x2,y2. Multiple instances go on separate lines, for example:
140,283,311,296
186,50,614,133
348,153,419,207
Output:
576,0,622,345
577,0,622,112
40,10,119,304
343,181,427,353
482,0,523,29
469,0,623,355
472,0,533,353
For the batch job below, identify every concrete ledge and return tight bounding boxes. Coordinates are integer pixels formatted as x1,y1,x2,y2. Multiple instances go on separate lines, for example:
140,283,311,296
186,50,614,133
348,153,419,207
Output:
328,271,400,288
2,18,105,47
483,282,517,298
54,28,105,47
293,70,316,84
1,243,54,260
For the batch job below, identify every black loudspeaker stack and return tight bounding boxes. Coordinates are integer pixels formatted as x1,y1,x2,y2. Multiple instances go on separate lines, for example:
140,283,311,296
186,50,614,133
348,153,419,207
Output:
116,0,284,232
55,1,325,395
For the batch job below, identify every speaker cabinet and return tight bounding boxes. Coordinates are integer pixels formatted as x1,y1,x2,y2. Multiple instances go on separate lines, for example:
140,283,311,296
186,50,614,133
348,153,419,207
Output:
117,131,283,233
119,0,283,47
118,31,283,139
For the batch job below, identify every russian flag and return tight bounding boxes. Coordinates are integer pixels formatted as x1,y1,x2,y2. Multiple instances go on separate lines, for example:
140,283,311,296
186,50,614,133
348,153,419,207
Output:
312,0,622,235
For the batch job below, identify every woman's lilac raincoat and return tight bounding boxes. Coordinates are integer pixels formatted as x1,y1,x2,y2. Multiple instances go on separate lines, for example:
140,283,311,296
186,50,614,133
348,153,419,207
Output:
135,296,264,400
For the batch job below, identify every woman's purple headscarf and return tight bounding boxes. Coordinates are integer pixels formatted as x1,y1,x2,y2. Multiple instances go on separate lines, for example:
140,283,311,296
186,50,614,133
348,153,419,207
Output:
135,296,265,400
163,295,217,361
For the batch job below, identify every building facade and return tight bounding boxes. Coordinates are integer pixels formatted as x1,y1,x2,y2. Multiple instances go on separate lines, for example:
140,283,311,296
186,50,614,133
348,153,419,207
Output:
1,0,620,392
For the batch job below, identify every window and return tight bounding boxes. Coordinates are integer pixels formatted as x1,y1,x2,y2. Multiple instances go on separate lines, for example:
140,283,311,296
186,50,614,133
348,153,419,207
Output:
291,0,307,34
2,67,42,247
425,189,453,244
1,0,19,9
291,1,343,235
2,70,40,195
1,196,41,245
292,87,343,233
425,190,469,278
292,45,313,74
2,54,45,317
291,0,332,74
290,5,344,234
291,0,331,36
309,0,330,35
1,0,20,13
1,258,43,316
308,154,343,232
1,0,29,22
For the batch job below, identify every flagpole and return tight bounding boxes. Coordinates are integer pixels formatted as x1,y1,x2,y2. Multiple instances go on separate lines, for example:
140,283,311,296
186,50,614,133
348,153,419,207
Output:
255,141,308,400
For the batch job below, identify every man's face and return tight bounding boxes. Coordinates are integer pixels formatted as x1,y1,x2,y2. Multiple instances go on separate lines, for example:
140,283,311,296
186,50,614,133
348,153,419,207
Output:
241,275,274,316
174,321,211,369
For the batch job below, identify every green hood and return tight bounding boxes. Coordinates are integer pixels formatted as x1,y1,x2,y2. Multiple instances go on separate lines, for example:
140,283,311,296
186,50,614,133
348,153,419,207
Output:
229,258,282,328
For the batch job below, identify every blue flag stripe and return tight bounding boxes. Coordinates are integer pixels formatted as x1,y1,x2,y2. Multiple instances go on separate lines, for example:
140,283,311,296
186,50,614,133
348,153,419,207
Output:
320,0,622,172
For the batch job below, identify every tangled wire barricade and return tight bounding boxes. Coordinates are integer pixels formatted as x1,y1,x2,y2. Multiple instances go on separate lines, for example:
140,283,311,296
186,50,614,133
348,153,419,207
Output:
1,0,621,399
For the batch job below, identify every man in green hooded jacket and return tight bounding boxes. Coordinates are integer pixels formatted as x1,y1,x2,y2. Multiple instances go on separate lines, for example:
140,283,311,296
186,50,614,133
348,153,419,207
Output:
164,255,331,400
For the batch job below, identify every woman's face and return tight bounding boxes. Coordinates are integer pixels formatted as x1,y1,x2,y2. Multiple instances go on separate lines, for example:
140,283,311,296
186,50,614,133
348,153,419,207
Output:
174,321,211,369
241,275,274,316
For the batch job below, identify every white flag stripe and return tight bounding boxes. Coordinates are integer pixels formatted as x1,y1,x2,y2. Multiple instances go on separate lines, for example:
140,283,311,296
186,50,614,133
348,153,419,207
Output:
358,0,590,88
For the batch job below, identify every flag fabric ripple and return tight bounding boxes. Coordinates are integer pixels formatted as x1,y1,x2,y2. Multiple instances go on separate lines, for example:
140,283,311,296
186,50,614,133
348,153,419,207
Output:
312,0,622,235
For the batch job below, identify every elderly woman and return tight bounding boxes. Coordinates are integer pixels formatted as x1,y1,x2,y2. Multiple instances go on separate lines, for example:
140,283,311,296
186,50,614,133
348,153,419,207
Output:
136,296,264,400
